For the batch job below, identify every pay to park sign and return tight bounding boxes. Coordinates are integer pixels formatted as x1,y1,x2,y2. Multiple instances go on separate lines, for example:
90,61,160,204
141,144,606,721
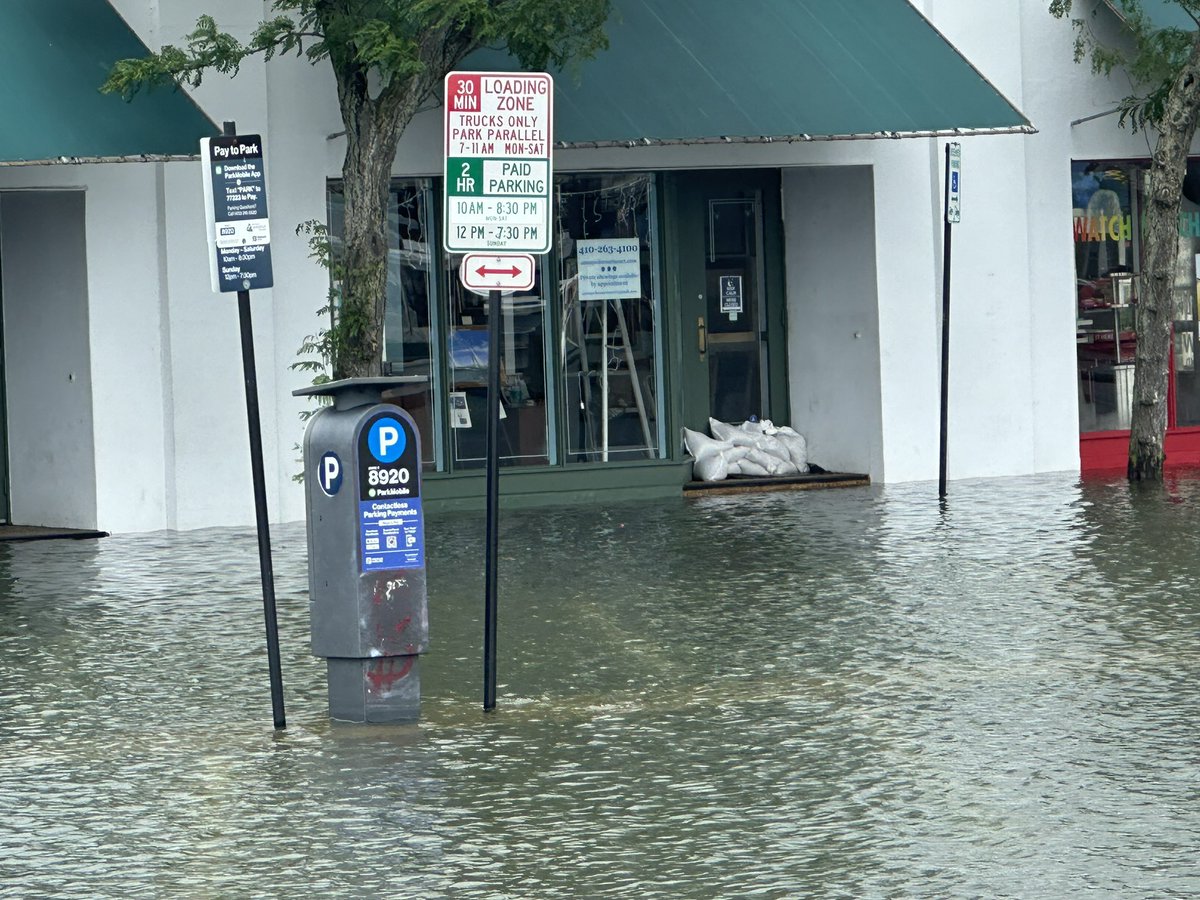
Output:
444,71,553,254
201,134,274,293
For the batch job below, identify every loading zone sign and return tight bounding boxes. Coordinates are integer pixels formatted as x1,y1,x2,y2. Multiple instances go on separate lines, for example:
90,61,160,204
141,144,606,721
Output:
201,134,274,293
444,71,553,254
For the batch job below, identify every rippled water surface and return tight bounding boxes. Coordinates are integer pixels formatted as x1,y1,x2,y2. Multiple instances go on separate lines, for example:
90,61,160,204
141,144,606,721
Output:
2,474,1199,897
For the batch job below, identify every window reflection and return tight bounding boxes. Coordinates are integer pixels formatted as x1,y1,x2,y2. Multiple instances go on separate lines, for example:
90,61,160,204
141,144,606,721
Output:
1073,163,1138,433
1072,160,1200,432
556,174,662,461
445,257,550,468
328,181,438,466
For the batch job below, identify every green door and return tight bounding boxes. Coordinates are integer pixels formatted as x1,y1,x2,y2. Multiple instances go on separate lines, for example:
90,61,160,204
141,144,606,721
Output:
670,170,788,433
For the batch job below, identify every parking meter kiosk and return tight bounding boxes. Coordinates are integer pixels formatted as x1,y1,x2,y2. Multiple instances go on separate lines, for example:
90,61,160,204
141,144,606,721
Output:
295,378,429,723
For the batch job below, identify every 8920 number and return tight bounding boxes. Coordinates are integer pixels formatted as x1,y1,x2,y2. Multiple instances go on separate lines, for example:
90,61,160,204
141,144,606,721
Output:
367,467,410,486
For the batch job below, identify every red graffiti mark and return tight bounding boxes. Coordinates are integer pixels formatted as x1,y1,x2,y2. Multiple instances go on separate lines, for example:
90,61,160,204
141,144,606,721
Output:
395,615,412,634
365,657,415,694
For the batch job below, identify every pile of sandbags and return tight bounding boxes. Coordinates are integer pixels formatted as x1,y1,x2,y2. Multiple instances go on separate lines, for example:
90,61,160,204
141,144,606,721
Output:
683,418,809,482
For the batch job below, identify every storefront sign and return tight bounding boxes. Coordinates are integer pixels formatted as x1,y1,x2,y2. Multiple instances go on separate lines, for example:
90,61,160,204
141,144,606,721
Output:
444,72,553,254
200,134,273,292
719,275,744,314
577,239,641,300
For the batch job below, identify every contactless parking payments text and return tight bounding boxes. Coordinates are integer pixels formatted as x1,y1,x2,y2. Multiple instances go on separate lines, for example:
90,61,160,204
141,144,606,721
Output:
357,412,423,572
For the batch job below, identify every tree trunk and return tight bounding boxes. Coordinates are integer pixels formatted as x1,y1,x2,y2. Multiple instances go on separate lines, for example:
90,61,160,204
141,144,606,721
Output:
332,68,424,379
1129,33,1200,481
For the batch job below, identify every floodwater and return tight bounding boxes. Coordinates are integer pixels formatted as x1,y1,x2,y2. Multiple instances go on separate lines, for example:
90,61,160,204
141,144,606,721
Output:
1,474,1198,897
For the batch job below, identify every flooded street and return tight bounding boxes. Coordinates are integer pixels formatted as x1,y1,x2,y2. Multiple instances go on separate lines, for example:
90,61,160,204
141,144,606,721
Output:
2,474,1198,897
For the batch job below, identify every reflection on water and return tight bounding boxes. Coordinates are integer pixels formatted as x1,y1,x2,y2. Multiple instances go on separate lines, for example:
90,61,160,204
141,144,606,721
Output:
1,474,1198,896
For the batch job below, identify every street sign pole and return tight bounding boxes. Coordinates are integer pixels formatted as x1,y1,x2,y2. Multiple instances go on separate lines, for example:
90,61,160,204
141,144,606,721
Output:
443,71,553,712
939,142,961,502
238,277,286,730
483,287,502,711
209,120,285,729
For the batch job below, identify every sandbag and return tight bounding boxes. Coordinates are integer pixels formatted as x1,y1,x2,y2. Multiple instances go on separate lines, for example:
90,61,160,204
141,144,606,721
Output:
743,447,793,475
693,451,729,482
773,429,809,472
708,418,737,442
735,457,770,476
708,418,758,448
689,420,809,480
683,427,724,462
712,417,794,464
685,427,750,481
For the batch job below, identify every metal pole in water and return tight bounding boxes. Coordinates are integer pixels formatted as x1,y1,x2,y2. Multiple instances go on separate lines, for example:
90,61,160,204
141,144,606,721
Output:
225,119,286,730
484,288,501,711
939,142,954,501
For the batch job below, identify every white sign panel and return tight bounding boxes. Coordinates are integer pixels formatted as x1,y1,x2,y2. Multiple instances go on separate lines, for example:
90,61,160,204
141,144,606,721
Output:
449,392,472,429
946,142,962,224
459,252,536,294
444,71,553,254
577,239,642,301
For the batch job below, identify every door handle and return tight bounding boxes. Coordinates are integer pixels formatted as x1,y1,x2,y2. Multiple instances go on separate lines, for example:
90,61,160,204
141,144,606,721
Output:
697,317,707,355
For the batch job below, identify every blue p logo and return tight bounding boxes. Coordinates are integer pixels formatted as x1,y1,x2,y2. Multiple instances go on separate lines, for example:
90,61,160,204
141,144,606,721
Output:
318,451,342,495
368,418,406,463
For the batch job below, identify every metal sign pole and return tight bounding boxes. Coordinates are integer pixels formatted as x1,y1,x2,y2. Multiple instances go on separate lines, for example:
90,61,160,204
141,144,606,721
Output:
483,288,502,711
222,120,285,729
443,70,553,713
939,142,959,501
238,287,286,729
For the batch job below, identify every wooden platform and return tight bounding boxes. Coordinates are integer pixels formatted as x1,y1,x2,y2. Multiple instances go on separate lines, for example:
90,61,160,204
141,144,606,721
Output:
684,471,870,495
0,525,109,543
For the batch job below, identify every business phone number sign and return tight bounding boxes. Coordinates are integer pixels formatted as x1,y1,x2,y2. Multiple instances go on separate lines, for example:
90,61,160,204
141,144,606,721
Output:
443,71,553,254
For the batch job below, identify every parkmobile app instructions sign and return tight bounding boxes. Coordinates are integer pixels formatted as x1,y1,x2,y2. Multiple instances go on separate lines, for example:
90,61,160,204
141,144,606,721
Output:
444,71,553,254
200,134,273,293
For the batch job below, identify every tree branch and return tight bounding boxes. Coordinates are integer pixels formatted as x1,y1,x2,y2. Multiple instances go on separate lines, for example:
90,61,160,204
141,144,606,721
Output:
101,14,326,99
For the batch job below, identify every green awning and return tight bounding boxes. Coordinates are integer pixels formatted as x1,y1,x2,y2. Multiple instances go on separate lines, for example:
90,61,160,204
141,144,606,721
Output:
469,0,1032,146
0,1,217,165
1106,0,1194,31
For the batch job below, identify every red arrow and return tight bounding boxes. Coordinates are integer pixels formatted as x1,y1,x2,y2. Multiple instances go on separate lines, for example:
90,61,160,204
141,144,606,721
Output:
476,264,522,278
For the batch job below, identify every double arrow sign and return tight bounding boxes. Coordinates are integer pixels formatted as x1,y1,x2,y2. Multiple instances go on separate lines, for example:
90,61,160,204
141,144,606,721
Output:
458,252,536,296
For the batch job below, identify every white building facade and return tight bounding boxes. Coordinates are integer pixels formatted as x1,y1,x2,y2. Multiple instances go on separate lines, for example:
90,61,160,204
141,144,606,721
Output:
0,0,1180,532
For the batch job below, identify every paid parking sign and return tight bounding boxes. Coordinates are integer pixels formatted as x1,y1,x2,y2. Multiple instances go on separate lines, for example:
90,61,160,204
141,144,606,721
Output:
444,71,553,254
201,134,274,293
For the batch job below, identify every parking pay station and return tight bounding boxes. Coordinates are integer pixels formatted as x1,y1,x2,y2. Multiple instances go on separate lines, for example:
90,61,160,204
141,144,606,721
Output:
295,378,429,723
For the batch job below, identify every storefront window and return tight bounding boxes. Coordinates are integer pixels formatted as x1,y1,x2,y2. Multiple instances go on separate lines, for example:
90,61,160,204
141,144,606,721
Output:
1073,162,1137,433
555,174,663,461
1073,159,1200,433
328,181,439,466
1170,163,1200,426
329,172,664,474
444,257,552,468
